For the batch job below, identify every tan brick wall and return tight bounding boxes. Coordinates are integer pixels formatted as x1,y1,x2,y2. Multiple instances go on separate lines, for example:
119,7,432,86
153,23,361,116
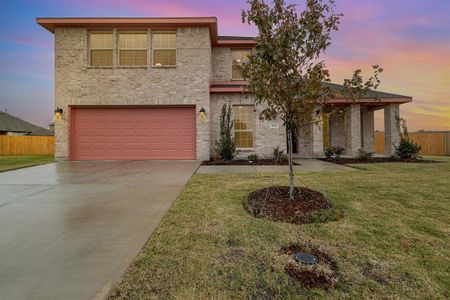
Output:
54,27,211,160
211,47,232,81
210,93,286,159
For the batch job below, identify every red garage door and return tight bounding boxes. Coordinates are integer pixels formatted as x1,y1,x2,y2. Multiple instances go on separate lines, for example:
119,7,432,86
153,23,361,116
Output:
71,107,196,160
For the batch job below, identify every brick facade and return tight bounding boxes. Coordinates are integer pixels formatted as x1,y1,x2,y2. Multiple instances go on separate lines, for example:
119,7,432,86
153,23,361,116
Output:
210,93,286,159
50,20,402,161
54,27,211,160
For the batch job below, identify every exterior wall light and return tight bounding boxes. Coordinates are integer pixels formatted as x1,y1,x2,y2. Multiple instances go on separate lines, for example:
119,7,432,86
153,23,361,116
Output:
199,106,207,122
54,107,63,121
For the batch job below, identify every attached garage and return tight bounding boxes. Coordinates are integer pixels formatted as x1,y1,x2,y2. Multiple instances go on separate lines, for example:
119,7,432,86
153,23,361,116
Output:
70,107,196,160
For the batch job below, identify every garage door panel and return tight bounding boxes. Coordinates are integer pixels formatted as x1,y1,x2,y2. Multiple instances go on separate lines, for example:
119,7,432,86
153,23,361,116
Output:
71,107,196,160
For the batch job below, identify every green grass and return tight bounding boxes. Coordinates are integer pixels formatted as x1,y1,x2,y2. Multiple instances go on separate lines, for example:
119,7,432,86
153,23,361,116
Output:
0,155,54,172
111,157,450,299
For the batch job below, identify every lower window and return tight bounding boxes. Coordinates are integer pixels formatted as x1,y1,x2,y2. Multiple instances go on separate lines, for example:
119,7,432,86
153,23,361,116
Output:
234,105,254,148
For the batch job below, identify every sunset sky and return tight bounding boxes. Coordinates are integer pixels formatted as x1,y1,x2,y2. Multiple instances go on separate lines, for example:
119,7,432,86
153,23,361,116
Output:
0,0,449,131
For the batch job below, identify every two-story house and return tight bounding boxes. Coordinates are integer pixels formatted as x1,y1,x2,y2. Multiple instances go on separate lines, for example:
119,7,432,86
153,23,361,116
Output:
37,17,412,161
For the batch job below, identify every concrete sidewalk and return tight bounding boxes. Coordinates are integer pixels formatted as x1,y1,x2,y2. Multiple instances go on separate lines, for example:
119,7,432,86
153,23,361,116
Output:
196,159,355,174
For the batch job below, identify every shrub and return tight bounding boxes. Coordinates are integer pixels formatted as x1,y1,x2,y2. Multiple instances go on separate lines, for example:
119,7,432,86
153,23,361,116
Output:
394,113,421,159
215,104,236,160
332,146,345,158
324,148,333,159
273,146,288,162
395,139,421,159
247,153,259,162
358,149,374,160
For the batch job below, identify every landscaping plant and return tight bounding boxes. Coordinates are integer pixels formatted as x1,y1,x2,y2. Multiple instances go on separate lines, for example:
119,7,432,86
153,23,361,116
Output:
273,146,288,162
331,146,345,159
241,0,383,199
215,103,236,160
247,153,259,162
394,114,421,159
357,149,374,161
324,147,333,159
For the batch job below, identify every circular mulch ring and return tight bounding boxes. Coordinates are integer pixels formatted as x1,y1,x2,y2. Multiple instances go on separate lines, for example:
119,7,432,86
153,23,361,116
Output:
244,186,340,224
279,243,338,290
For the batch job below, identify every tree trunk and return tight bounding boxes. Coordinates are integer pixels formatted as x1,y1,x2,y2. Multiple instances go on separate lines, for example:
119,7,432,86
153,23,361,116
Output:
287,125,295,200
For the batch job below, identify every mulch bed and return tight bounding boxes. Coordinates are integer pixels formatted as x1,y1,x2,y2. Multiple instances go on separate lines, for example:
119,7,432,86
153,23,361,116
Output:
244,186,339,224
202,159,298,166
279,243,338,289
319,157,438,165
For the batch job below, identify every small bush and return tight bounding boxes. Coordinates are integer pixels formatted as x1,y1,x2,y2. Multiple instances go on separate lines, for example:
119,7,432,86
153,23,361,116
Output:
395,139,421,159
273,146,288,162
247,153,258,162
358,149,374,160
331,146,345,158
324,148,333,159
394,113,421,159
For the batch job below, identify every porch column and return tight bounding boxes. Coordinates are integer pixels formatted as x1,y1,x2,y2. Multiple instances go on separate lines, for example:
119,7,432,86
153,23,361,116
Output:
361,107,375,153
297,106,324,158
345,104,362,157
384,104,400,156
312,106,324,157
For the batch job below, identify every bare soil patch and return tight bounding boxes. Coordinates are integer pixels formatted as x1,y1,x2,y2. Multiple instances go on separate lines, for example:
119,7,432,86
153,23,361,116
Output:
202,159,299,166
244,186,340,224
320,157,438,165
279,243,338,289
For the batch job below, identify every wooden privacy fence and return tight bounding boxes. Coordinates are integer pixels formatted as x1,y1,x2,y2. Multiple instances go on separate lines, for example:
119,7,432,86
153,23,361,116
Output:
375,132,450,156
0,136,55,156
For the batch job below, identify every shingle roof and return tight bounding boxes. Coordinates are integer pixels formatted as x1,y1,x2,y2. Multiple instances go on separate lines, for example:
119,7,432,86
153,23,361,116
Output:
0,111,53,136
323,82,410,99
210,81,412,102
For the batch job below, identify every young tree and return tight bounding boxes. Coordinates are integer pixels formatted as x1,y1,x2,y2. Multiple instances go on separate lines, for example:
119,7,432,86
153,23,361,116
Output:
216,103,236,160
241,0,383,200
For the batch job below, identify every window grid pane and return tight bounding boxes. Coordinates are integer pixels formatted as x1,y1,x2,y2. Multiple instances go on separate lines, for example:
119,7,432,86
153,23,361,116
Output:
90,32,113,49
90,50,113,66
234,106,254,148
119,32,147,65
89,32,113,66
152,32,176,66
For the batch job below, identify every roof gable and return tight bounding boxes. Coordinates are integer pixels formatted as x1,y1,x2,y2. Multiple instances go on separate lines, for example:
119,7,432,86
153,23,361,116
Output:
0,111,50,134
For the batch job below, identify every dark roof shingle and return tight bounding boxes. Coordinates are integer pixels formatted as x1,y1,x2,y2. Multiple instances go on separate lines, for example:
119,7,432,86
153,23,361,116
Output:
0,111,53,136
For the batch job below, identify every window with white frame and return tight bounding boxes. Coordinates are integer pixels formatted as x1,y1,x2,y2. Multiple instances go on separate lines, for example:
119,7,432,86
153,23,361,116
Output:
152,32,176,67
89,31,113,66
234,105,254,148
118,31,147,66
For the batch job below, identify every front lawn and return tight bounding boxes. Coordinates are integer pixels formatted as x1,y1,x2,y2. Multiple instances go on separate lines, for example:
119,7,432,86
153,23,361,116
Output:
111,157,450,299
0,155,54,172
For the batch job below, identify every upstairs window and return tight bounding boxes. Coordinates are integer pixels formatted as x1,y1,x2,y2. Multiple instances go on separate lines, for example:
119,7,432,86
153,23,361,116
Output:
152,32,176,67
89,32,113,66
234,105,254,149
231,49,252,80
119,31,148,66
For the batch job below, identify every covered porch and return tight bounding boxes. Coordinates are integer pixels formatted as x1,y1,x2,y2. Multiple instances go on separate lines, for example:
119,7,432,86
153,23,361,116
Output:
294,90,412,158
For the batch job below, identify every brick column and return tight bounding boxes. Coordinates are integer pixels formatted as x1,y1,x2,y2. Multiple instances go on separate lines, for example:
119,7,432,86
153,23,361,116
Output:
312,107,324,157
330,112,345,149
361,108,375,153
345,104,362,157
297,106,324,158
384,104,400,156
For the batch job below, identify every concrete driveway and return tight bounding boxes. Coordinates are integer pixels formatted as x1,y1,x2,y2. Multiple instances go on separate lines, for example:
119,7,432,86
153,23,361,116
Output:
0,160,199,300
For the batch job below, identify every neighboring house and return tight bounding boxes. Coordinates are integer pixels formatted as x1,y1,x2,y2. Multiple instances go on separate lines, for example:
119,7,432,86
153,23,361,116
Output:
0,111,54,136
37,17,411,161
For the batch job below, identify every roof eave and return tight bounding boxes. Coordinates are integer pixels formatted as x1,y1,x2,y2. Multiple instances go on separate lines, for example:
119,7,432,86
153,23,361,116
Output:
36,17,220,44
